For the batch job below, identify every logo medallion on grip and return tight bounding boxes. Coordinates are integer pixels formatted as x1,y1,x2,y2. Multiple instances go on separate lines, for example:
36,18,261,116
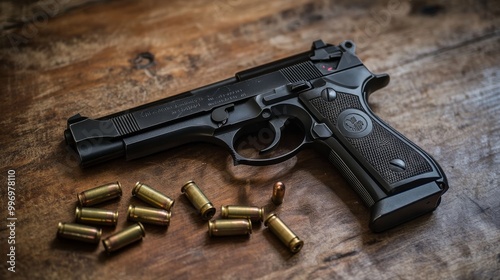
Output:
338,109,373,138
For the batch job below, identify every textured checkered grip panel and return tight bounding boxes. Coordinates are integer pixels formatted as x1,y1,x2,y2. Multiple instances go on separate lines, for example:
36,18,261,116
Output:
309,93,432,186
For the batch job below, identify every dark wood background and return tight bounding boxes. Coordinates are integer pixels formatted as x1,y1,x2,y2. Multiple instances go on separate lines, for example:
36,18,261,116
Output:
1,0,499,279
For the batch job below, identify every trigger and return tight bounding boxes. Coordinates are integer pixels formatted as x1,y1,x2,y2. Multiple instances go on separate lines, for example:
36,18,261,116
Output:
260,117,288,154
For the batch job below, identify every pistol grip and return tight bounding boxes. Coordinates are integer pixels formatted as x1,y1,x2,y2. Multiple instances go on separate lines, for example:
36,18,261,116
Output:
300,67,448,231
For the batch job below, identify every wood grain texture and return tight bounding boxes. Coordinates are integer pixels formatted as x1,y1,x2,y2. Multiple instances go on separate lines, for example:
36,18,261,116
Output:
0,0,109,30
1,0,499,279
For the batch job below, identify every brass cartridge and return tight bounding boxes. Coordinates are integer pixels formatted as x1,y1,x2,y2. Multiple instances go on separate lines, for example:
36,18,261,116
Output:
127,205,171,226
102,223,146,253
208,219,252,237
221,205,265,223
77,182,122,206
264,213,303,253
57,222,102,244
181,181,215,220
132,182,175,211
271,182,285,205
75,207,118,226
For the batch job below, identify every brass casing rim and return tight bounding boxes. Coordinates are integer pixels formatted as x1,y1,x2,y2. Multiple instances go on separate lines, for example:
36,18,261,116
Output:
116,181,123,196
246,218,253,234
75,207,82,220
164,199,175,211
221,205,228,218
77,193,85,206
102,239,112,252
137,222,146,237
208,220,215,237
288,237,304,253
57,222,63,235
132,181,142,196
180,180,195,193
200,203,216,220
258,207,265,222
264,213,277,226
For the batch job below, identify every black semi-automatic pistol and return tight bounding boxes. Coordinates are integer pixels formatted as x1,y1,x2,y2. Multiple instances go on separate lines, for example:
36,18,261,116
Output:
64,40,448,232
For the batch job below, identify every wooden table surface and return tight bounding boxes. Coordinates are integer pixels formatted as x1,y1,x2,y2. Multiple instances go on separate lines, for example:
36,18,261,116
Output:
1,0,499,279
